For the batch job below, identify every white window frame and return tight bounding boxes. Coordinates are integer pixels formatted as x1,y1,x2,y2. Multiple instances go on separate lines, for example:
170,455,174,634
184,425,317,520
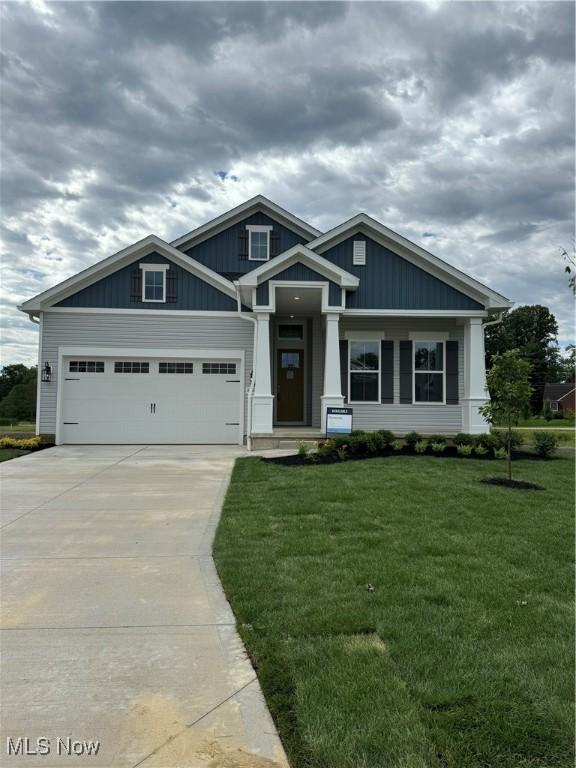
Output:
247,225,272,262
550,401,559,412
140,263,169,303
412,339,446,405
348,339,381,404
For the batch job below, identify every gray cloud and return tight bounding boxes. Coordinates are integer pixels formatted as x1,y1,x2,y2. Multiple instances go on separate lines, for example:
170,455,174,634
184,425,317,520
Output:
1,0,574,363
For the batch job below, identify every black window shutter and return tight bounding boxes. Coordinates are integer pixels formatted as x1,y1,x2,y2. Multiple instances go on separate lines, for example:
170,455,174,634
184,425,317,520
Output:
381,340,394,403
446,340,459,404
399,340,413,403
130,269,142,302
166,269,177,304
239,230,249,260
270,231,280,257
339,340,348,402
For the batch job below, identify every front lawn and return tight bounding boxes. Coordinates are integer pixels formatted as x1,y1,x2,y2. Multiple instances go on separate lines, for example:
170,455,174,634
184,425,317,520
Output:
0,421,35,435
214,455,574,768
0,448,27,462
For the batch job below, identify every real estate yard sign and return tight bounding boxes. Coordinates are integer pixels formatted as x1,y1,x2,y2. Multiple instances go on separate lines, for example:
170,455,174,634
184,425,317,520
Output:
326,407,353,436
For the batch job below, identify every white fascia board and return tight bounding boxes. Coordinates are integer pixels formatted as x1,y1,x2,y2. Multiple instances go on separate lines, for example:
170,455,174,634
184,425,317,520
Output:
308,214,513,310
19,235,237,313
237,245,359,289
170,195,322,249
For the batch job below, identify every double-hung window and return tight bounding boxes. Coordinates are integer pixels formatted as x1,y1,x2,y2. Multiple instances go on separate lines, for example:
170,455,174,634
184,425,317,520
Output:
349,340,380,402
413,341,445,403
247,225,272,261
140,264,169,302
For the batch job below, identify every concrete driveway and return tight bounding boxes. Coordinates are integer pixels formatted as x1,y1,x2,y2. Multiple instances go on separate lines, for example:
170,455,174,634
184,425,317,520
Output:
0,445,287,768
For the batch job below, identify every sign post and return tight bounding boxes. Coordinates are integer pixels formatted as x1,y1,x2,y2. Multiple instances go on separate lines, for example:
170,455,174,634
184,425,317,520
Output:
326,407,353,436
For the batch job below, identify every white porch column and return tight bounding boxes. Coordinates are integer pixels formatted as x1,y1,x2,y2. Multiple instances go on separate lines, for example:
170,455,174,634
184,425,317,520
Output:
251,312,274,434
321,313,345,432
462,317,489,434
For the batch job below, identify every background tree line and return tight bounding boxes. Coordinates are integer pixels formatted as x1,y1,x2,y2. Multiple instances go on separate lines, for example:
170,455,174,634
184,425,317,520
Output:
0,364,37,422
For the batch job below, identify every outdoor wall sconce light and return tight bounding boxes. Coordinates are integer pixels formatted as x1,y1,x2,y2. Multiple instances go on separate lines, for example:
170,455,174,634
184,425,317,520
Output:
41,362,52,383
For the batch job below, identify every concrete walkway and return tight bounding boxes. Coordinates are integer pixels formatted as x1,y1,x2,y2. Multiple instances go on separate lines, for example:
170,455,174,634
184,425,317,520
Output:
0,445,288,768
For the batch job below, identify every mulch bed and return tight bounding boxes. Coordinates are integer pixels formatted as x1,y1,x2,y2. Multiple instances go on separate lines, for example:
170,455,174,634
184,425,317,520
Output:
265,446,539,467
481,477,545,491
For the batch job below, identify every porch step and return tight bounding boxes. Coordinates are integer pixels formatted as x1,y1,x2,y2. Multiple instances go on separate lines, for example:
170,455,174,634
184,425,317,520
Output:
250,432,323,451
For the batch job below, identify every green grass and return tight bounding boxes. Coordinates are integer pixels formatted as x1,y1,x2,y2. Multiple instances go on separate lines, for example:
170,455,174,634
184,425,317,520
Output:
214,455,574,768
0,421,35,435
503,416,574,429
0,448,28,462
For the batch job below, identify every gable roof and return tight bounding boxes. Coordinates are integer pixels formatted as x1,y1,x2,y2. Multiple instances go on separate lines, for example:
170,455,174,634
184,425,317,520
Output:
171,195,321,251
19,235,237,314
237,244,359,289
543,383,575,402
308,213,512,310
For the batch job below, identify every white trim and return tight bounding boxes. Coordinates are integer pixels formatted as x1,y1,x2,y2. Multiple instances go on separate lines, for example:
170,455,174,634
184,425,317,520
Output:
140,264,168,303
238,244,359,289
409,331,449,342
170,195,321,250
55,346,245,446
343,309,488,317
558,387,576,403
247,226,271,262
35,313,43,435
412,339,446,406
345,330,385,341
308,214,512,310
253,280,344,314
550,401,559,411
348,338,381,405
246,225,273,231
19,234,237,312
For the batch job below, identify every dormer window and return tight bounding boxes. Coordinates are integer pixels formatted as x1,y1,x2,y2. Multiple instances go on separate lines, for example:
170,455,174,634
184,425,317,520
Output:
140,264,169,302
247,225,272,261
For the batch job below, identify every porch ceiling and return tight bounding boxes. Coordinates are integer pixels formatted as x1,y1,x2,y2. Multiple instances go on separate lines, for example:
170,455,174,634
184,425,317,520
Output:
274,286,322,314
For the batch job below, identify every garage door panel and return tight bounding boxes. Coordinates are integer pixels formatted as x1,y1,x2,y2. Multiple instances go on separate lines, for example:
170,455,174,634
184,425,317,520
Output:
60,356,242,444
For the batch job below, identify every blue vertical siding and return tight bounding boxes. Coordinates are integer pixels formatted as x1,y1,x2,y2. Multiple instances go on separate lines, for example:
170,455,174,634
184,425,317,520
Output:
182,212,308,275
55,253,237,311
321,236,485,310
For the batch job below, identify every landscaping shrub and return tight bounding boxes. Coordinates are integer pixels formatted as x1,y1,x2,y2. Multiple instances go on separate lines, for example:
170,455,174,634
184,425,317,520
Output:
375,430,395,448
427,434,447,445
456,444,473,456
454,432,475,446
365,433,384,454
297,441,311,458
493,447,507,460
0,436,42,451
336,445,348,461
404,431,422,449
392,439,403,451
542,401,554,421
414,440,428,454
534,431,560,459
564,408,574,421
430,441,446,453
474,444,489,456
490,430,523,451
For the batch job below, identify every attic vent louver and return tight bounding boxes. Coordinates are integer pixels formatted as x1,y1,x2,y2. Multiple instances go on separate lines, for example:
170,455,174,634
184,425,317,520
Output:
353,240,366,265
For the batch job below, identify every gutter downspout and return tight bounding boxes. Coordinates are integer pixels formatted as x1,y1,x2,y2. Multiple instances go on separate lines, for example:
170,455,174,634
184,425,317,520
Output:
233,282,257,449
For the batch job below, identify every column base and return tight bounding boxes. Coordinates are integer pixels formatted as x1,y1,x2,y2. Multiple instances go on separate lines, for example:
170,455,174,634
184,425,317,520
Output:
251,394,274,435
320,395,345,433
462,398,489,434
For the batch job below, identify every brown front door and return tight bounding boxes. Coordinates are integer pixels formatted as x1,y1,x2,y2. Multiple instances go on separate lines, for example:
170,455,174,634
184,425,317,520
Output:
276,349,304,423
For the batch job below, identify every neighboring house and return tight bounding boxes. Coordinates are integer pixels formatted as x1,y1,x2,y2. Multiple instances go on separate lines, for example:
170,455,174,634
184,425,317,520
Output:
19,196,512,446
543,383,576,414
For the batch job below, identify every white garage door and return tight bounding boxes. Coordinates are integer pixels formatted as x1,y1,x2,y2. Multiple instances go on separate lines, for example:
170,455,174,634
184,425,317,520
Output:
60,356,242,444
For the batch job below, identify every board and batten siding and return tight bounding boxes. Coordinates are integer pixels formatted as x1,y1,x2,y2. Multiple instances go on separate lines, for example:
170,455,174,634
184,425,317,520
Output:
339,317,465,434
38,312,254,437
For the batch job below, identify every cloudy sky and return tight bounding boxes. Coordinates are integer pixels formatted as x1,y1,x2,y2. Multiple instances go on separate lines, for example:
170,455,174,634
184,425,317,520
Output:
1,0,574,364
